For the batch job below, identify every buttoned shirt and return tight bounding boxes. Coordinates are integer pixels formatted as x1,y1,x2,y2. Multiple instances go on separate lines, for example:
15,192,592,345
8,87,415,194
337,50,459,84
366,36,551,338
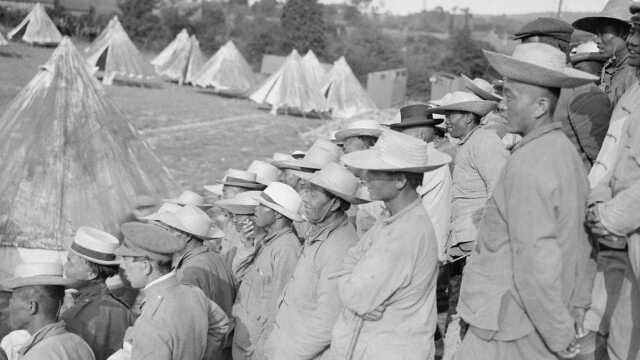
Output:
232,227,301,360
601,56,637,108
18,321,95,360
329,199,439,360
61,282,135,360
449,127,508,253
126,273,231,360
457,123,595,354
264,214,358,360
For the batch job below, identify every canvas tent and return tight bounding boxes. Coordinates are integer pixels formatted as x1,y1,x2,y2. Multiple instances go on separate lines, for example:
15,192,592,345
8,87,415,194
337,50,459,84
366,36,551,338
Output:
193,40,256,95
0,32,7,46
85,16,158,85
152,29,190,70
250,49,328,115
302,50,327,90
0,37,177,277
7,3,62,46
322,57,378,119
153,30,205,84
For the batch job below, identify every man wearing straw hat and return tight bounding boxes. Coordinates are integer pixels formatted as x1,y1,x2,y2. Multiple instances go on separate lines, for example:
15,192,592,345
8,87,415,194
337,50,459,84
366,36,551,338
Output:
2,262,95,360
61,227,135,360
232,182,302,360
115,221,231,360
264,162,362,360
454,42,598,359
460,74,511,139
329,129,450,359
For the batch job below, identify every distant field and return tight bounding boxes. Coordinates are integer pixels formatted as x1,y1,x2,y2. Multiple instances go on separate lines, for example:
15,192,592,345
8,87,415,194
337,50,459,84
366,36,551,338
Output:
0,42,322,191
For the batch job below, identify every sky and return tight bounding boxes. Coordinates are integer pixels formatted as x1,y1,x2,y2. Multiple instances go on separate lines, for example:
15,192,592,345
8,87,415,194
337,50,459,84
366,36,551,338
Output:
321,0,608,15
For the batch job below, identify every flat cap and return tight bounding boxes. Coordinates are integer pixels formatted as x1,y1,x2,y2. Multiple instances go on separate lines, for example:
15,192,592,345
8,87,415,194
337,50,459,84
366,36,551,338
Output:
115,222,186,261
513,17,574,43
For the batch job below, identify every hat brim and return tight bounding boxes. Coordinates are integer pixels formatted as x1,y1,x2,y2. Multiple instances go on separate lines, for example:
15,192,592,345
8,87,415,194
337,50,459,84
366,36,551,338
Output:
388,118,444,130
307,177,370,205
572,17,631,35
460,74,503,102
162,199,214,209
2,276,75,290
426,100,498,117
203,184,223,196
334,128,382,142
342,147,451,173
570,52,608,65
70,248,121,266
153,213,216,240
254,195,303,222
215,181,266,190
214,199,257,215
484,49,598,88
272,159,324,171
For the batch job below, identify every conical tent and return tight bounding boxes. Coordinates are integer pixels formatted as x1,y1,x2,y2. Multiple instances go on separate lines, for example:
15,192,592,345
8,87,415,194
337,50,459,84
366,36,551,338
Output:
302,50,327,90
84,16,157,85
153,32,205,85
321,57,377,119
7,3,62,46
250,50,328,114
0,38,177,255
0,32,8,46
193,41,256,95
152,28,190,69
185,36,206,85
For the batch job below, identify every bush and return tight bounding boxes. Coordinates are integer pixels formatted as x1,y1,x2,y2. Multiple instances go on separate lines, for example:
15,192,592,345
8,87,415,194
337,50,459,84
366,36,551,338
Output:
118,0,167,51
281,0,327,57
437,27,495,79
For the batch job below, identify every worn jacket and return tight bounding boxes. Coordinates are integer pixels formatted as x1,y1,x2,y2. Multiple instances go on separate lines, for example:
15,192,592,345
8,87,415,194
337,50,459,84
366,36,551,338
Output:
18,321,95,360
329,200,439,360
265,214,358,360
457,123,595,354
601,56,637,108
126,273,231,360
61,282,135,360
232,228,301,360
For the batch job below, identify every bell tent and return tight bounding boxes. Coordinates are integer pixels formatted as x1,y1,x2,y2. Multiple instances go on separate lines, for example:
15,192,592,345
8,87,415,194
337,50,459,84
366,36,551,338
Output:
322,57,378,119
301,50,327,90
152,30,205,84
0,32,8,46
193,41,257,95
7,3,62,46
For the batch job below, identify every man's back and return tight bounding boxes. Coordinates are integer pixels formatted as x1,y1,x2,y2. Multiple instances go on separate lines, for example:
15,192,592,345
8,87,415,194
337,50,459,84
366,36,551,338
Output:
19,322,95,360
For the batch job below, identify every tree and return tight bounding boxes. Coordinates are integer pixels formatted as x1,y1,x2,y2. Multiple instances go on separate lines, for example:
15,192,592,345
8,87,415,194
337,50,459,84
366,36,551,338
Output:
118,0,166,49
281,0,327,57
437,27,494,79
193,6,227,53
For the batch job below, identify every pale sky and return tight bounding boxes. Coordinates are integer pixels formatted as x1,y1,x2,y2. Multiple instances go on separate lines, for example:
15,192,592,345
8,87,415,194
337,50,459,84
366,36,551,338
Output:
321,0,608,15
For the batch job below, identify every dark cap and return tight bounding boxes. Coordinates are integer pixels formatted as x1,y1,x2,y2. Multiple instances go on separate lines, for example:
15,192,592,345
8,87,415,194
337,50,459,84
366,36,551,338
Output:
115,222,186,261
389,104,443,130
513,17,574,43
631,2,640,24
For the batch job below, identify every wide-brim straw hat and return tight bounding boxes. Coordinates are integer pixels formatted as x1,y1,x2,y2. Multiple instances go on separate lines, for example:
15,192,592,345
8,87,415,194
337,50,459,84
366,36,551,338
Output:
272,139,342,170
163,190,213,208
426,91,498,117
70,227,121,265
460,74,503,102
247,160,280,186
216,169,266,190
306,163,370,204
342,129,451,173
203,184,223,196
388,104,443,130
152,205,224,240
252,182,303,221
2,263,75,290
573,0,632,35
334,119,383,142
484,42,598,88
215,191,261,215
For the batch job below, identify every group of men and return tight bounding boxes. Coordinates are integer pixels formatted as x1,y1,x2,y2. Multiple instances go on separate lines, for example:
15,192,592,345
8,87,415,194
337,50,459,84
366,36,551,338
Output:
2,3,640,360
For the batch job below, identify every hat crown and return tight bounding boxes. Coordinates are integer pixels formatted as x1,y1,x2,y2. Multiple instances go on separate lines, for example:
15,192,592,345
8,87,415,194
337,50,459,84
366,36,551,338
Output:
262,182,302,215
73,227,119,253
573,41,600,54
516,17,573,39
376,130,430,169
176,190,205,206
310,162,360,197
169,205,212,236
14,262,64,278
272,152,293,162
304,140,342,167
400,104,429,121
247,160,279,185
471,78,494,93
345,119,381,131
441,91,483,104
511,43,567,72
225,169,258,182
601,0,633,18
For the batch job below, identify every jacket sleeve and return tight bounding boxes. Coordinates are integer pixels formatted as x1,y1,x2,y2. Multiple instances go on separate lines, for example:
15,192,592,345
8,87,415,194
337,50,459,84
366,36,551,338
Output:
205,299,233,355
506,166,575,353
598,180,640,236
130,323,172,360
472,132,509,195
179,267,214,299
268,244,300,319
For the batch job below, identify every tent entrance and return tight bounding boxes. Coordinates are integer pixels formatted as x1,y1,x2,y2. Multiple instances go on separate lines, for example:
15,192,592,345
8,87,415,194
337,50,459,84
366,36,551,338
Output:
96,48,109,71
11,21,29,41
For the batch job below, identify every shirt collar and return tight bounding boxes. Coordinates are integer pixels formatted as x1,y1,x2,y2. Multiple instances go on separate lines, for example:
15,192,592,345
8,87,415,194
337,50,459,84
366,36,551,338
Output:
72,281,109,302
458,125,481,146
382,199,423,225
263,227,293,246
143,271,177,294
306,213,348,245
18,321,67,356
174,246,209,269
511,122,562,153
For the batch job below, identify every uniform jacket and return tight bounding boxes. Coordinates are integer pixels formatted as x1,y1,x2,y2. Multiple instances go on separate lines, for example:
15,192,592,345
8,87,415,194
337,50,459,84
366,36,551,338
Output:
61,282,135,360
265,214,358,360
18,321,95,360
601,56,637,108
329,200,439,360
457,123,595,354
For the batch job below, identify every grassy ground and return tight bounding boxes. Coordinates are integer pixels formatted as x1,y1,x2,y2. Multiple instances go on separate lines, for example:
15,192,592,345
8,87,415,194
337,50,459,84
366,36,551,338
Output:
0,41,321,191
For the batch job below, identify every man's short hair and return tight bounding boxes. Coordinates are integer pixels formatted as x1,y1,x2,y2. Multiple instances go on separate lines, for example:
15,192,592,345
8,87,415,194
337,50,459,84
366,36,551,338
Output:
17,285,65,317
87,261,119,281
319,188,351,212
402,172,424,189
542,86,561,114
357,135,378,148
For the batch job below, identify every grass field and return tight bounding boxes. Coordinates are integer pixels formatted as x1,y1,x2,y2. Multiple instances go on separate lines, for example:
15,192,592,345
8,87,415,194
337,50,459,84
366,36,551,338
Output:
0,42,322,191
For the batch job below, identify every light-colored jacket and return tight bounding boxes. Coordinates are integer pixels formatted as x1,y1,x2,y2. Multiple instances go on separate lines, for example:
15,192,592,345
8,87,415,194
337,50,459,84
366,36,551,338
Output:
264,214,358,360
329,200,439,360
457,123,595,354
18,321,95,360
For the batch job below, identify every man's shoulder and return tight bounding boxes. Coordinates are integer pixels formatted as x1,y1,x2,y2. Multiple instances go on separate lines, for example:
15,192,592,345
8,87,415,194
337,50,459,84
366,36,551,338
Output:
27,331,93,359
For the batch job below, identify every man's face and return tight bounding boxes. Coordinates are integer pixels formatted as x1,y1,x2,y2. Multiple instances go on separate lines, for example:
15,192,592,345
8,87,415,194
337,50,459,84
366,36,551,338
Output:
280,169,307,191
8,289,30,330
502,79,537,135
63,252,94,282
343,136,371,154
119,257,149,289
231,214,255,233
445,111,471,139
627,25,640,68
361,170,400,201
254,204,276,228
400,126,437,143
301,183,336,224
222,185,246,200
597,28,627,58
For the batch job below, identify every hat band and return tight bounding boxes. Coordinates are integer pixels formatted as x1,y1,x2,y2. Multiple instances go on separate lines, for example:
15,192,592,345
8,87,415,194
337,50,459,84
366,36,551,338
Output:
225,176,259,185
71,242,117,262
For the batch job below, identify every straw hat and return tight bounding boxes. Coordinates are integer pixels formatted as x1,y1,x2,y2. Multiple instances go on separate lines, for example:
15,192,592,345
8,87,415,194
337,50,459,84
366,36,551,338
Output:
341,129,451,173
253,182,303,221
152,205,225,240
307,162,370,204
203,184,223,197
116,222,186,261
272,140,342,170
572,0,632,35
141,202,183,221
215,191,260,215
2,263,75,290
460,74,503,101
291,150,306,159
426,91,498,116
484,43,599,88
334,119,383,142
216,169,266,190
70,227,121,265
164,190,212,208
389,104,443,130
247,160,280,186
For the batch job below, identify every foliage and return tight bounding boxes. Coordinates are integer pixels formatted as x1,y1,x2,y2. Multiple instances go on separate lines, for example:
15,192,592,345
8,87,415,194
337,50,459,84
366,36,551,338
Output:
244,19,287,66
437,27,495,79
251,0,280,18
281,0,327,58
118,0,166,51
192,5,227,54
0,6,28,28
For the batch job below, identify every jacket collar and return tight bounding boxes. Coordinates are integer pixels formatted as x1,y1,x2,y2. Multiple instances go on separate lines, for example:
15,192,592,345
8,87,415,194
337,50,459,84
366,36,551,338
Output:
18,321,67,356
306,213,348,245
458,125,481,146
72,281,109,302
142,272,179,300
382,199,423,225
263,227,293,246
511,122,562,153
174,245,209,269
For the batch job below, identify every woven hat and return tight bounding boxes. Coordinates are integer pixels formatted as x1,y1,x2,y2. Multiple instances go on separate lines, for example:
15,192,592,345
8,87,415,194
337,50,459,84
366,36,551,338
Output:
151,205,224,240
341,129,451,173
573,0,632,35
389,104,443,130
460,74,503,101
272,139,342,170
203,184,223,197
426,91,498,116
2,263,75,290
139,202,182,221
513,17,574,43
70,227,120,265
334,119,383,142
247,160,280,186
253,182,303,221
116,222,186,261
216,169,266,190
164,190,212,208
307,162,370,204
484,42,599,88
215,191,260,215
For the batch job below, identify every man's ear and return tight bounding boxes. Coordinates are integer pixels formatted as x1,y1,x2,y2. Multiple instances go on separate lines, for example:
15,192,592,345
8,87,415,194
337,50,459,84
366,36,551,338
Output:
143,261,153,276
27,300,38,315
394,173,408,190
534,96,552,119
